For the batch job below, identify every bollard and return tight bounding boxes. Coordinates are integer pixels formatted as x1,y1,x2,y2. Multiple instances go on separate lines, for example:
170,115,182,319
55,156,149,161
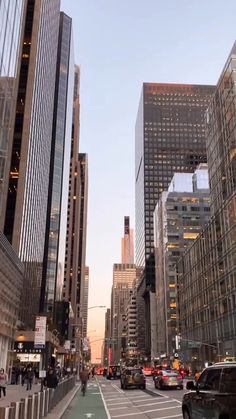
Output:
20,399,26,419
18,401,24,419
27,396,32,419
0,407,6,419
9,404,16,419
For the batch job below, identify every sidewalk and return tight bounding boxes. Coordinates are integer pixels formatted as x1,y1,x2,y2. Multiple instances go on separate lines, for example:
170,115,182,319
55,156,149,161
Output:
61,380,109,419
0,383,41,407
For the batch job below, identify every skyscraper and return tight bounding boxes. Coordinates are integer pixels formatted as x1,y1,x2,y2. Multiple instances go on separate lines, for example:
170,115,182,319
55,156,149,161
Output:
154,166,211,359
63,67,89,346
40,12,74,318
2,0,61,326
135,82,215,356
178,42,236,365
121,216,134,264
0,0,25,219
82,266,89,338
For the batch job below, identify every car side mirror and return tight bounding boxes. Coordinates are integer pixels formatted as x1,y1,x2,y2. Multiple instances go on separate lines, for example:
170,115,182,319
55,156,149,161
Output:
186,381,196,390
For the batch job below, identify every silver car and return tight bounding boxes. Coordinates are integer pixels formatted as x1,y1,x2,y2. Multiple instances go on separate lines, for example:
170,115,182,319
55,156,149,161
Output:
154,369,183,390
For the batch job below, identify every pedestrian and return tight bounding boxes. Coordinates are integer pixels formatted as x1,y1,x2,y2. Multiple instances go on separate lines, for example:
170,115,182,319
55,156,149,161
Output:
44,368,58,389
0,369,7,398
25,366,34,390
91,366,95,378
34,367,39,384
79,368,89,395
21,365,26,386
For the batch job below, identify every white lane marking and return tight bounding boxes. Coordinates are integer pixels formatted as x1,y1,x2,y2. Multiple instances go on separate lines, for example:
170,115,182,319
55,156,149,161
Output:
111,384,124,394
105,398,126,402
96,378,111,419
171,398,182,405
107,401,132,406
136,400,177,408
152,415,182,419
112,405,181,417
109,407,127,411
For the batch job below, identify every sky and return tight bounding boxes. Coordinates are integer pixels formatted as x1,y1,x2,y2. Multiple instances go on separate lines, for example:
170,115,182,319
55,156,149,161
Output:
61,0,236,362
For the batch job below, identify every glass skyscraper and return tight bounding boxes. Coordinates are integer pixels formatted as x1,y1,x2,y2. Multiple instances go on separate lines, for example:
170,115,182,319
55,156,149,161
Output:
0,0,25,219
40,12,74,317
2,0,61,326
135,82,215,355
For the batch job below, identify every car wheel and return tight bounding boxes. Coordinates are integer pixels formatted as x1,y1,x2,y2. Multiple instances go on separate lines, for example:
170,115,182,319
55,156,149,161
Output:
142,384,146,390
183,408,191,419
179,385,183,390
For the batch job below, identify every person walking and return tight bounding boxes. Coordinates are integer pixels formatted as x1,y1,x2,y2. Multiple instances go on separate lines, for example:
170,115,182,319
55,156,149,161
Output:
25,366,34,390
44,368,58,389
0,369,7,398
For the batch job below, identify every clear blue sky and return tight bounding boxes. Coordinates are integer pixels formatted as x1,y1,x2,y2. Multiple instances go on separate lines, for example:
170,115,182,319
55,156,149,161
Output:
61,0,236,351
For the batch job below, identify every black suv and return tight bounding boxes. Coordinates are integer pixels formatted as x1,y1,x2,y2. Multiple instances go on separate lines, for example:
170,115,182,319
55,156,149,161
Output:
182,362,236,419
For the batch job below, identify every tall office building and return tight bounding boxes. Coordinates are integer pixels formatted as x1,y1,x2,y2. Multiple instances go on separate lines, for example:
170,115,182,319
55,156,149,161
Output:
63,67,89,347
135,82,215,356
154,166,211,359
81,266,89,337
121,216,134,264
111,264,136,363
178,43,236,366
0,0,25,220
40,12,74,318
1,0,60,326
102,308,111,366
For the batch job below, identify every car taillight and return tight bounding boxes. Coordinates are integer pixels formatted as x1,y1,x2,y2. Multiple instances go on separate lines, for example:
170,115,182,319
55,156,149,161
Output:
177,375,182,379
162,376,169,380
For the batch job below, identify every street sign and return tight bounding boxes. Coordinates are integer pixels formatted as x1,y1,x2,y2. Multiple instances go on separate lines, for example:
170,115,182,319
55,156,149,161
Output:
34,316,46,348
188,340,201,348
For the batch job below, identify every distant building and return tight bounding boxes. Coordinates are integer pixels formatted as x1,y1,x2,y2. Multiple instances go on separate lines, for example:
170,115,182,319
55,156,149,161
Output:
154,165,211,359
63,66,88,351
135,82,215,357
0,231,24,372
82,267,89,337
121,216,134,264
178,43,236,367
111,264,136,363
102,308,111,366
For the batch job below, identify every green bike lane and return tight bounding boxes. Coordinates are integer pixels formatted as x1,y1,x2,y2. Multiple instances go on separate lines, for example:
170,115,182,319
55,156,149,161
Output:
62,379,110,419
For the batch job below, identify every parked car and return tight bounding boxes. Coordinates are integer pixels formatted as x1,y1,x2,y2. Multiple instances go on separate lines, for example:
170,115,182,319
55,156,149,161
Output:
106,365,121,380
120,368,146,390
182,362,236,419
102,368,107,377
154,369,183,390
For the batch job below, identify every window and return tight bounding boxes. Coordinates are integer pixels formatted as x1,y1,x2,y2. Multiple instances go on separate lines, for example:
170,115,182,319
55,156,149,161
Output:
221,367,236,393
198,368,221,391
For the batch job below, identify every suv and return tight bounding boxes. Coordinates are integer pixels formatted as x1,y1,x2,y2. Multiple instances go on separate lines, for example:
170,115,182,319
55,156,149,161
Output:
182,362,236,418
106,365,121,380
120,368,146,390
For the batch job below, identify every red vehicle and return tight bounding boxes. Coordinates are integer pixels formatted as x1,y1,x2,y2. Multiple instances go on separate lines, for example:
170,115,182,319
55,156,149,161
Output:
143,367,152,376
95,367,104,375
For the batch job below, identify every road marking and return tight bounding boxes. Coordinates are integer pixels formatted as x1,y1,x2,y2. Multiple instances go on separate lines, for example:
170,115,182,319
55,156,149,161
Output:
112,405,181,417
152,415,182,419
96,378,111,419
106,401,132,406
109,407,127,411
136,400,177,408
84,414,95,418
91,392,100,395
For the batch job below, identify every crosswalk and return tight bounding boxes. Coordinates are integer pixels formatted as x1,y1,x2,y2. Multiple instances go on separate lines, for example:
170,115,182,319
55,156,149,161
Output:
98,377,183,419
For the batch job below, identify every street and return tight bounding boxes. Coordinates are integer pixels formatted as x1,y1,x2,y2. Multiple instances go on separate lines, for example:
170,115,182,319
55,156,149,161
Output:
63,376,186,419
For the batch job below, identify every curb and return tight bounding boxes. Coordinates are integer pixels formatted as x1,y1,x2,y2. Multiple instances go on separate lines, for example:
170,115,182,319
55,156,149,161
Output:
47,383,81,419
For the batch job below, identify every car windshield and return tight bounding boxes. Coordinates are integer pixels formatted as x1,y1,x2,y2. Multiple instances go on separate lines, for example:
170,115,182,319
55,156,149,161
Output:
130,369,142,374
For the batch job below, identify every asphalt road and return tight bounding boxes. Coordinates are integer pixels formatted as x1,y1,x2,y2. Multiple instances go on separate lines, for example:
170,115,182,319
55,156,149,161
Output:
98,375,186,419
63,376,187,419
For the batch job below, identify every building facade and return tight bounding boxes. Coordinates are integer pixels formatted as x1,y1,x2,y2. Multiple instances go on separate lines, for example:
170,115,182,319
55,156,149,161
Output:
82,266,89,338
121,216,134,264
0,231,24,372
178,43,236,367
135,82,215,356
0,0,25,220
63,66,88,352
111,263,136,363
154,166,211,360
2,0,60,326
40,12,74,318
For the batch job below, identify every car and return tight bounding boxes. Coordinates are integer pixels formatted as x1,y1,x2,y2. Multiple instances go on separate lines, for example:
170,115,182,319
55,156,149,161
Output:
120,368,146,390
106,365,121,380
182,362,236,419
154,369,183,390
143,367,152,376
102,368,107,377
